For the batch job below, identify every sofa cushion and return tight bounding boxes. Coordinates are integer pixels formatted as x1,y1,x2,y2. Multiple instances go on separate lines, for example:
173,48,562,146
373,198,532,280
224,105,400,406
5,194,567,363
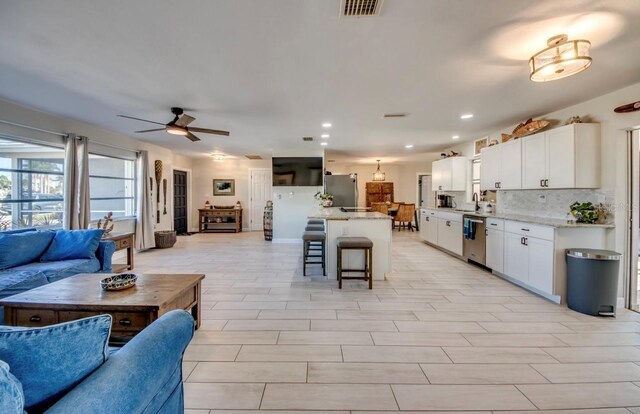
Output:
12,258,100,283
0,230,55,270
40,229,104,262
0,270,49,300
0,315,111,413
0,360,24,414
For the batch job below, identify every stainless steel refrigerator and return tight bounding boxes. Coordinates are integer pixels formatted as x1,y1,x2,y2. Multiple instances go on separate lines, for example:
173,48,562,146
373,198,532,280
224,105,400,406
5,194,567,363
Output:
325,174,358,207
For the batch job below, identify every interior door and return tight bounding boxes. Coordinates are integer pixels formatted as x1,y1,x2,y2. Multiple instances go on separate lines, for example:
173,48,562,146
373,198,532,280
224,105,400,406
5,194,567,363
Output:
173,170,188,234
250,169,272,231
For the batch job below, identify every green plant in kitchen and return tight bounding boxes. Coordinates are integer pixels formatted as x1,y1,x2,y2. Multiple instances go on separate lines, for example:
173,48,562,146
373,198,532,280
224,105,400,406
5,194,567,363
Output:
569,202,598,224
314,192,334,207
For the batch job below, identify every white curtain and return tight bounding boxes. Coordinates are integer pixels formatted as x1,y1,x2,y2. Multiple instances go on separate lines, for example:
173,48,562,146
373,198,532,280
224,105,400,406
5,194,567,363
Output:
63,134,90,229
135,150,156,250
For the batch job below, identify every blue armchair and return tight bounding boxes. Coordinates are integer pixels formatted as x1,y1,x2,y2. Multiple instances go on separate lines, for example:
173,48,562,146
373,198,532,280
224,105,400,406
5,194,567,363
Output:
45,310,194,413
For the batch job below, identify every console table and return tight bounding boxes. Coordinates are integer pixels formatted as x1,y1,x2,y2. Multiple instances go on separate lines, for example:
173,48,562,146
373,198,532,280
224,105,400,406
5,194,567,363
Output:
199,208,243,233
105,232,135,272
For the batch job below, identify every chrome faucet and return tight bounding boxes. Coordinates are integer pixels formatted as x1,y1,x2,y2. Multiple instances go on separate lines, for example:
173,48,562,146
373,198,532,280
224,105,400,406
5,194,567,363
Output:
472,192,480,212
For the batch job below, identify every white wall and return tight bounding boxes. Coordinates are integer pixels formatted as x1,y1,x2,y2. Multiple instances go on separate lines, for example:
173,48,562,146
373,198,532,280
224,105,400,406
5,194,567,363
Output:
191,157,271,231
0,98,194,234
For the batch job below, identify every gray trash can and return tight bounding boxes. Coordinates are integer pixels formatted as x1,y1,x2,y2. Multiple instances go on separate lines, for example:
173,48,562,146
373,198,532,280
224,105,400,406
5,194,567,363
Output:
566,249,622,317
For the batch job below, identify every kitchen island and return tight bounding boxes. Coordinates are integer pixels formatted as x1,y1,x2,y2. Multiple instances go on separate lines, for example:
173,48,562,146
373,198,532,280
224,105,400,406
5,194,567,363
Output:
308,207,392,281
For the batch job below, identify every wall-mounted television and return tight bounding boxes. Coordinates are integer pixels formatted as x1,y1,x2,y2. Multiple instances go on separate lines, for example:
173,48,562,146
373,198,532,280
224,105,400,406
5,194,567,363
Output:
272,157,323,186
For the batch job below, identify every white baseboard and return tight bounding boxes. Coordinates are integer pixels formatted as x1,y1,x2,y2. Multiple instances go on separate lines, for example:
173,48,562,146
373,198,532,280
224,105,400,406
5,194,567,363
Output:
272,238,302,244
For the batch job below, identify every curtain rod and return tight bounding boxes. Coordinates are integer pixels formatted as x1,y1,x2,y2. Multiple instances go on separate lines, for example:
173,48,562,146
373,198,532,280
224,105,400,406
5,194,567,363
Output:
0,119,66,137
87,138,140,155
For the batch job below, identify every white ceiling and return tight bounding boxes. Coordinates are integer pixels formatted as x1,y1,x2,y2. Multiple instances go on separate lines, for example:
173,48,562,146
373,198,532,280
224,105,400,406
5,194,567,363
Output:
0,0,639,161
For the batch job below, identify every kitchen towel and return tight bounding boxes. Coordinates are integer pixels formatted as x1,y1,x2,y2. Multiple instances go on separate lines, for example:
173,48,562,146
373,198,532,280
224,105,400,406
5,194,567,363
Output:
463,218,476,240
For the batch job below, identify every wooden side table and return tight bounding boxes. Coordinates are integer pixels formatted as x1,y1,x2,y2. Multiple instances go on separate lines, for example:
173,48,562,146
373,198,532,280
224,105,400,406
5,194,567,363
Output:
105,232,135,273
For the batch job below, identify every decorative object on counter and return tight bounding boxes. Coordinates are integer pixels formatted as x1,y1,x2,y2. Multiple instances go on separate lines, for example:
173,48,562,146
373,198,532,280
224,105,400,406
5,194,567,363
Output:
502,118,551,142
614,100,640,113
235,201,242,209
154,160,163,223
488,139,499,147
204,200,211,209
372,160,386,181
263,201,273,241
565,212,576,225
314,192,334,207
529,34,592,82
569,201,598,224
473,137,489,156
95,212,115,238
213,178,235,196
162,178,168,215
100,273,137,291
154,230,177,248
484,203,494,214
565,116,583,124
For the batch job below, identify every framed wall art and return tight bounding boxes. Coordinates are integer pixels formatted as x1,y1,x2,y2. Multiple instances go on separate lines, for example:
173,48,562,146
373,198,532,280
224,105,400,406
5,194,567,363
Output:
213,179,235,196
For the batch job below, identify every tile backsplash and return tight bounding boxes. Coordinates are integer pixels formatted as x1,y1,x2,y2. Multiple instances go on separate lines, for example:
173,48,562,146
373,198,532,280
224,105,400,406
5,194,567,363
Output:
496,189,615,223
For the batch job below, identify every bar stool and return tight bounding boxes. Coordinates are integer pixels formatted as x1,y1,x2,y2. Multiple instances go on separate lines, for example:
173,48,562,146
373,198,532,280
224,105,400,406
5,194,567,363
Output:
305,224,324,232
303,231,326,276
336,237,373,289
308,219,324,226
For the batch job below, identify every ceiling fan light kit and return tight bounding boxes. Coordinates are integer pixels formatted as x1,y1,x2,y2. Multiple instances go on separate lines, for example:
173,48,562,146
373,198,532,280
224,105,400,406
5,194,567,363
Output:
529,34,592,82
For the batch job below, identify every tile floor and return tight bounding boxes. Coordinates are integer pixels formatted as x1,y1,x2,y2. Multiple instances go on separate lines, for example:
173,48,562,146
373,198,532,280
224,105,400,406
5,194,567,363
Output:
133,230,640,413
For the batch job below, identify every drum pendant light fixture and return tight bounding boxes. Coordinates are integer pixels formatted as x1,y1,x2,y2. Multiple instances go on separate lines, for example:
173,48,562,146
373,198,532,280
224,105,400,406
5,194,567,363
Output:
372,160,386,181
529,34,592,82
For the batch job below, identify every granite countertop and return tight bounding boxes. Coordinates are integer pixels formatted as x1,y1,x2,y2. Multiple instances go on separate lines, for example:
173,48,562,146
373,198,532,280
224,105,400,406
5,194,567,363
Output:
422,207,615,229
308,207,392,220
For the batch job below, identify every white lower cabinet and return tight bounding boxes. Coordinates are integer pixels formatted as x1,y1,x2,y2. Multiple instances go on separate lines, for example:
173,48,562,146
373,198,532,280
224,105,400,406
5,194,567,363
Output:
504,232,530,284
419,209,438,245
437,218,462,256
527,237,554,293
486,228,504,273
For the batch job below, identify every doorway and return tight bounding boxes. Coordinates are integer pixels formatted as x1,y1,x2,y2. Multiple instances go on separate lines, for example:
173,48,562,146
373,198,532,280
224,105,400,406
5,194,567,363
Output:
417,173,434,209
249,168,272,231
173,169,188,235
629,129,640,312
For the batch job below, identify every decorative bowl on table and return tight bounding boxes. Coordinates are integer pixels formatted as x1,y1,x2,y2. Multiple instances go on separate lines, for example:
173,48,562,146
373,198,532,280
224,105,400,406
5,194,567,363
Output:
100,274,138,291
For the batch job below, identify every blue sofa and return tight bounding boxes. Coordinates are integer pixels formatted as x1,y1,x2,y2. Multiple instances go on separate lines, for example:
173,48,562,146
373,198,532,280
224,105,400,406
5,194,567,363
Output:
0,228,116,322
2,309,194,413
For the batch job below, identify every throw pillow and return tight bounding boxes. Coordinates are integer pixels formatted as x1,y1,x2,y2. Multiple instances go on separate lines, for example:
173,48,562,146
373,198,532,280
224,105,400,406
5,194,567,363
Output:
0,360,24,414
0,315,111,412
0,230,55,270
40,229,104,262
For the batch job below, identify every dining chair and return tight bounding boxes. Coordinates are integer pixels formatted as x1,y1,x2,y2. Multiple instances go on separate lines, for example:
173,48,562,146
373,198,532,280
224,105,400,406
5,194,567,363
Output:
396,203,416,231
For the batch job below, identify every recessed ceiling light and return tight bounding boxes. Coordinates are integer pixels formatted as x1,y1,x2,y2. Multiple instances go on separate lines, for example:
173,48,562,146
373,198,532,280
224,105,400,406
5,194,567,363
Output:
405,144,414,149
321,134,330,138
460,114,474,119
322,122,332,128
452,135,460,140
320,142,328,146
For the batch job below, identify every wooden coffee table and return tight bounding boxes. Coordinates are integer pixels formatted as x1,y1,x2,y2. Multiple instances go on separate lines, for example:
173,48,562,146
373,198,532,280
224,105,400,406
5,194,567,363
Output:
0,273,204,345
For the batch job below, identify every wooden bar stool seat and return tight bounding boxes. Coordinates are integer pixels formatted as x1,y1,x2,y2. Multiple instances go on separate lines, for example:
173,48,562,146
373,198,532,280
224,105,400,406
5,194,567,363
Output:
303,231,326,276
336,237,373,289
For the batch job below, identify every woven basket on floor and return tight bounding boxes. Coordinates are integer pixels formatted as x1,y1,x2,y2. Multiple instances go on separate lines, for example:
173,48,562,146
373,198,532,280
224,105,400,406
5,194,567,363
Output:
154,230,177,249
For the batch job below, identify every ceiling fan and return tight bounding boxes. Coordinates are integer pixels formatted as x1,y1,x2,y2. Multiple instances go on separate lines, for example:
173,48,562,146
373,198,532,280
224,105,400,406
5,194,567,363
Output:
117,107,230,142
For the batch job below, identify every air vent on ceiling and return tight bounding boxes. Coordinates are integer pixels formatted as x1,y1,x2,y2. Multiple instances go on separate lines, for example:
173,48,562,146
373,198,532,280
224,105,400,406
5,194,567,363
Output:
245,155,263,160
341,0,383,17
383,113,408,118
303,136,314,141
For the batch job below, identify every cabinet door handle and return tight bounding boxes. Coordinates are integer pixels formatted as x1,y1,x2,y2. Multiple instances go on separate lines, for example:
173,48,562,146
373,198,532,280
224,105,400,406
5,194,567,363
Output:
425,217,429,222
521,228,530,232
540,179,544,187
485,229,488,236
520,237,525,245
498,182,502,188
29,315,41,322
490,223,498,226
446,221,451,227
544,179,549,187
495,182,498,188
119,318,132,326
523,237,528,246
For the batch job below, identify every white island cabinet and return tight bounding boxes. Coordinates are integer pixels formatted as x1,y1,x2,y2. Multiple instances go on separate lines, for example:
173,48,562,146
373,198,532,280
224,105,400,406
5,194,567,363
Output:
308,208,392,281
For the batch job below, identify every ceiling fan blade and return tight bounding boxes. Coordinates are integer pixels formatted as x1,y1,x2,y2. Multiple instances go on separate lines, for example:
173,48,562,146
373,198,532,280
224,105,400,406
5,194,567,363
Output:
185,132,201,142
187,127,230,136
175,114,195,127
135,128,166,133
117,114,165,126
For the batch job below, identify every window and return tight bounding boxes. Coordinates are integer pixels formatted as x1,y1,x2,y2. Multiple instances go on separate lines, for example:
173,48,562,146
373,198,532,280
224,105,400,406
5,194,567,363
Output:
0,138,65,230
89,154,135,221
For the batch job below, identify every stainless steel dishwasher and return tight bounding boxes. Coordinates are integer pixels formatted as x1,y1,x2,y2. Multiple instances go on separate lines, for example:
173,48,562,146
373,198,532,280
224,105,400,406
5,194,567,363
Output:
463,215,486,265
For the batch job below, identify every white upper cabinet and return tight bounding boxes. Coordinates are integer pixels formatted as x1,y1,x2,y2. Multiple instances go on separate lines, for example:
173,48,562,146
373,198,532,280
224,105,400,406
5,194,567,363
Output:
480,139,522,190
522,123,600,189
431,157,468,192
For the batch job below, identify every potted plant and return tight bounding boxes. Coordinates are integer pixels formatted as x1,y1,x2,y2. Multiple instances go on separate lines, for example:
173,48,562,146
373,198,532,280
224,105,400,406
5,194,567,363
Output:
314,192,334,207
